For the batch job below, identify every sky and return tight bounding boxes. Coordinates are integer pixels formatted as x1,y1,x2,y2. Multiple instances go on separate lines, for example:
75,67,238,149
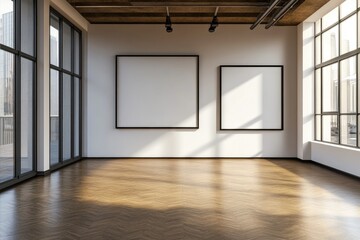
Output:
0,1,13,16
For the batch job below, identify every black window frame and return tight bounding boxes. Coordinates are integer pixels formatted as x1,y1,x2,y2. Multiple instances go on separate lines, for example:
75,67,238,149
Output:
314,0,360,149
0,0,37,190
49,8,82,171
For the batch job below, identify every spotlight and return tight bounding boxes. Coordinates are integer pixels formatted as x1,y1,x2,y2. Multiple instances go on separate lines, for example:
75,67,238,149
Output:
209,16,218,32
165,7,173,33
165,15,173,33
209,7,219,33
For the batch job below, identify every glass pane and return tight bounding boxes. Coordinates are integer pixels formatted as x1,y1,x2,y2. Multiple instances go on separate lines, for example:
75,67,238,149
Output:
62,22,72,71
322,7,339,30
322,115,339,143
74,31,80,75
316,69,321,114
358,116,360,147
340,0,356,18
322,26,339,62
21,0,35,56
50,14,60,67
315,20,321,34
21,58,34,174
62,74,71,161
50,69,60,165
316,115,321,140
340,15,357,55
358,13,360,48
359,55,360,110
74,78,80,157
0,50,14,182
340,57,357,113
322,63,338,112
315,36,321,65
0,0,14,48
340,115,357,146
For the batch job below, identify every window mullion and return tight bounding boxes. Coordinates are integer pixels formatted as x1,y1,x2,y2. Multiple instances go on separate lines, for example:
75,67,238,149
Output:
337,6,341,145
14,0,22,178
71,28,74,160
59,18,63,164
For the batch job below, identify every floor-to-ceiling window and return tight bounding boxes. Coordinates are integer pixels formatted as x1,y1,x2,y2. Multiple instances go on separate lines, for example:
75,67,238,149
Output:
315,0,360,148
0,0,36,189
50,9,82,169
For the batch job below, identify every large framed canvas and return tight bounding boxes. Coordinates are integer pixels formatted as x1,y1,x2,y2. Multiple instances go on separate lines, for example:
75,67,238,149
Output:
220,65,284,131
115,55,199,129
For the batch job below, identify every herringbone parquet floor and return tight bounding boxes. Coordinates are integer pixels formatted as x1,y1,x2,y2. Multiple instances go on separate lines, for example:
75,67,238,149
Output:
0,159,360,240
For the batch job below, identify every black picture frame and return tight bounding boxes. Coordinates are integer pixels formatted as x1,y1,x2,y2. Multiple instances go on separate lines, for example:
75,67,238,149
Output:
219,65,284,131
115,55,200,129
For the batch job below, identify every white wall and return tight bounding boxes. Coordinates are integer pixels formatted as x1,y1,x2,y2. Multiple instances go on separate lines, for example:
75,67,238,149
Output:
86,25,297,158
297,22,315,160
312,142,360,177
37,0,50,171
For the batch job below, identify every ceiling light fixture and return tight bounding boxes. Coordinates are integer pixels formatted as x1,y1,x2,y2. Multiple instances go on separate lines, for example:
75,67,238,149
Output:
265,0,299,29
165,7,173,33
209,7,219,33
250,0,281,30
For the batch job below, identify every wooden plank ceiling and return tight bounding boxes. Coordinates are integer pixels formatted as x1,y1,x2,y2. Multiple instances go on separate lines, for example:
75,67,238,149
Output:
66,0,330,25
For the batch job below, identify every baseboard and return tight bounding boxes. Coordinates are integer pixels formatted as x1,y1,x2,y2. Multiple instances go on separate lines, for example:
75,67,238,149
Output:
36,170,51,176
84,157,300,160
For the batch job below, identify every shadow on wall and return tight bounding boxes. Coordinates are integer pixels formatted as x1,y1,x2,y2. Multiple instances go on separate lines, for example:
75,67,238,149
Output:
108,63,287,158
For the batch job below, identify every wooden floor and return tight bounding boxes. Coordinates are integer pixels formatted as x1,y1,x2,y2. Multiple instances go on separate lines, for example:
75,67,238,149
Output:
0,159,360,240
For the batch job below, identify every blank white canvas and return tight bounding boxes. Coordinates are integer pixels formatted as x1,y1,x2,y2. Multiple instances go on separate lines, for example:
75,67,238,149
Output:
221,66,282,129
116,56,198,128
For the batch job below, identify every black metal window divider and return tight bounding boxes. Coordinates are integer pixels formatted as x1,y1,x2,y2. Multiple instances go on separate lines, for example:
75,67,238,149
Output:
49,7,83,171
314,1,360,149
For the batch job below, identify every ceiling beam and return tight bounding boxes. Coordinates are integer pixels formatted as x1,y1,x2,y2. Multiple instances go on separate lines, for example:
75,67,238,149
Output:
81,12,260,17
66,0,332,26
71,0,275,7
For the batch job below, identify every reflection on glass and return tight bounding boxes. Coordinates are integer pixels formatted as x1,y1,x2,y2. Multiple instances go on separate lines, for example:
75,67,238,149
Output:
322,7,339,30
316,36,321,65
323,115,339,143
340,57,357,113
50,14,60,67
21,0,35,56
316,69,321,114
74,78,80,157
63,74,72,161
340,15,357,55
358,14,360,48
322,26,339,62
63,22,72,71
359,55,360,108
0,0,14,48
0,50,14,182
316,116,321,140
50,69,59,165
74,31,80,75
340,0,356,18
21,58,34,174
322,63,338,112
340,115,357,146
